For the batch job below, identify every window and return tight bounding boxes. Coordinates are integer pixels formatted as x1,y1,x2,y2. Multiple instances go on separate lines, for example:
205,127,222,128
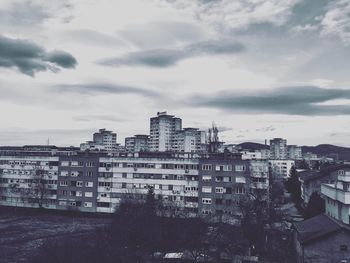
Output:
61,161,69,167
77,181,83,187
215,187,224,193
85,192,93,197
202,198,212,204
236,176,246,183
76,191,83,197
86,171,93,177
202,175,211,182
87,162,94,167
202,164,212,171
60,171,68,177
85,182,93,187
97,202,110,208
84,202,92,208
235,165,245,171
60,181,68,186
202,186,212,193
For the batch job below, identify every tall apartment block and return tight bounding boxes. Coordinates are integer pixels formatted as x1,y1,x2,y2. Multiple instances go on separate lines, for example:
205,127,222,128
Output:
287,145,303,160
93,129,117,151
125,135,149,152
172,128,207,153
270,138,288,160
81,128,117,152
149,112,182,152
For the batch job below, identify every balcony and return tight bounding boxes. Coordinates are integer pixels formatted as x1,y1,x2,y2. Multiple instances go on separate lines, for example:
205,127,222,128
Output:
321,184,350,204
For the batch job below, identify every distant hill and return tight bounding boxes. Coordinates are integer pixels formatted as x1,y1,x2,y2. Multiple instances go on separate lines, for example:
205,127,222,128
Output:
237,142,269,151
237,142,350,160
302,144,350,160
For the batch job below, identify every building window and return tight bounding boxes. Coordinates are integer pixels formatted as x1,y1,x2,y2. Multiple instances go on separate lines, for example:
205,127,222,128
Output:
85,182,93,187
84,202,92,208
202,186,212,193
202,198,212,204
202,164,212,171
77,181,83,187
215,187,224,193
60,181,68,186
202,175,211,182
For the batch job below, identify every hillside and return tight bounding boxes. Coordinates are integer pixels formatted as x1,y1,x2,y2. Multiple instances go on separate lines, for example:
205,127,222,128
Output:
302,144,350,160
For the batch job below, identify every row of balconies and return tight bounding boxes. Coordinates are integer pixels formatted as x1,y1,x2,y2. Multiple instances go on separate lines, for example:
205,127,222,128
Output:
321,184,350,204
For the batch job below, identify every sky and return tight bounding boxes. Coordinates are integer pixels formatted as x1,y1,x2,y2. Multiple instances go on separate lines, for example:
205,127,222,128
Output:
1,0,350,147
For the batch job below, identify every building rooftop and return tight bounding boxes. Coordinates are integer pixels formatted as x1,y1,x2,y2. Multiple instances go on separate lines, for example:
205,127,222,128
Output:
294,214,350,244
299,164,350,182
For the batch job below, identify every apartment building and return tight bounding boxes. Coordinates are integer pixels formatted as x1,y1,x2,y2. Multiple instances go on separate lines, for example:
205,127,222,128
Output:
97,152,200,216
125,135,149,152
322,166,350,225
198,154,251,220
80,128,117,152
288,145,303,160
172,128,207,153
56,153,100,212
149,112,182,152
270,138,288,160
269,159,295,180
0,147,60,209
0,146,269,219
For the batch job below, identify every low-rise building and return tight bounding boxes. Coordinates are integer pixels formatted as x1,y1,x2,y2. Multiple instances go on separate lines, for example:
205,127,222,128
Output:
299,164,349,206
269,159,295,180
322,166,350,225
293,214,350,263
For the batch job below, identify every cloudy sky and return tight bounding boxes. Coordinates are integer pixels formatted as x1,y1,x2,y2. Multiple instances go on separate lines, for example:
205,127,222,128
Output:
1,0,350,147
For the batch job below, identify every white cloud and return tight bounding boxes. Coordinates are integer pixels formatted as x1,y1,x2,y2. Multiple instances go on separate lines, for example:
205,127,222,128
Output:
321,0,350,44
159,0,301,30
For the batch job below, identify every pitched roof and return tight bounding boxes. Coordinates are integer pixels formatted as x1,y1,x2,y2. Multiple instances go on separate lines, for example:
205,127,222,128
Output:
293,214,346,244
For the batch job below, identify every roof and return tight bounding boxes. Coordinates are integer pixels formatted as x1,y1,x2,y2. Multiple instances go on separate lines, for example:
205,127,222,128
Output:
299,164,350,182
294,214,347,244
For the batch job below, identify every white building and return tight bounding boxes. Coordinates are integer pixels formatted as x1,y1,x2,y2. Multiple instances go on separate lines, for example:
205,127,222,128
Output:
288,145,303,160
240,151,263,160
97,153,199,216
270,138,287,160
80,128,117,152
172,128,206,153
269,159,295,180
0,155,59,209
149,112,182,152
322,167,350,225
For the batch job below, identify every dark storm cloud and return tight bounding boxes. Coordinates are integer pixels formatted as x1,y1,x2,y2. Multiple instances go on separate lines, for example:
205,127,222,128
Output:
52,83,160,97
191,86,350,116
98,40,244,68
0,35,77,76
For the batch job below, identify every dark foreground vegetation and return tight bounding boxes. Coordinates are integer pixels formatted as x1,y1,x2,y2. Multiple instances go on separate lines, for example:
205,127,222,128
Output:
29,189,295,263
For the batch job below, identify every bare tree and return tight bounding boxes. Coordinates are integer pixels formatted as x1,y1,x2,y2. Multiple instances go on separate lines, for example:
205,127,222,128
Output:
23,166,48,209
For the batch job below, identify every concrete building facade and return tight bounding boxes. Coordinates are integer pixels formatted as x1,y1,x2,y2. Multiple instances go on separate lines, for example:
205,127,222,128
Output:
149,112,182,152
270,138,287,160
125,135,149,152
